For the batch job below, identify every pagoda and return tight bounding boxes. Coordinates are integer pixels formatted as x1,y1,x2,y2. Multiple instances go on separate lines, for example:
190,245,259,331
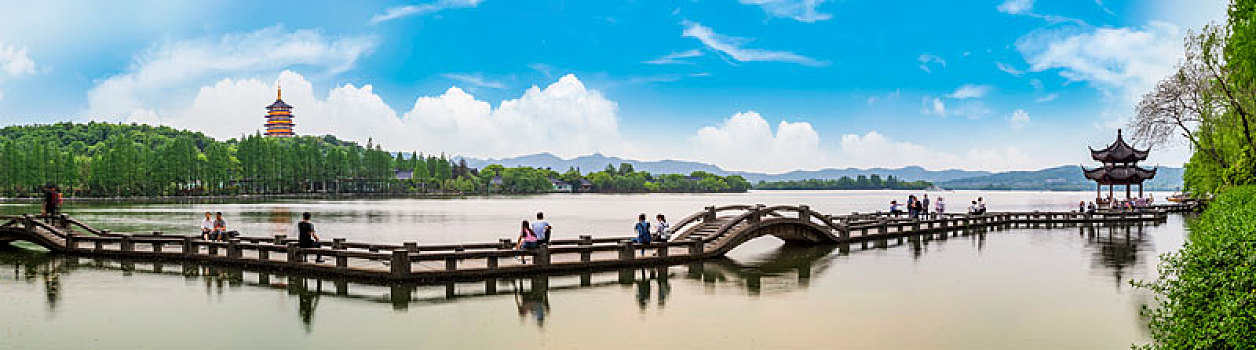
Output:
263,87,295,137
1082,129,1156,202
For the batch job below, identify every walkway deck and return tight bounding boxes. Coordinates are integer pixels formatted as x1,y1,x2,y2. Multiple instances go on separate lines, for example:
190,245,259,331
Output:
0,202,1198,282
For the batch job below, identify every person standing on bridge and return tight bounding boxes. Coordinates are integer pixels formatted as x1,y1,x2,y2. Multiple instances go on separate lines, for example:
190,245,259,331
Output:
41,184,61,224
921,194,931,218
889,200,902,217
298,212,323,263
934,197,945,217
531,212,551,246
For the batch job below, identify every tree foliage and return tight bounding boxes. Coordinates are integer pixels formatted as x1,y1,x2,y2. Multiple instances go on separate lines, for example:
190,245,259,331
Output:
755,175,931,190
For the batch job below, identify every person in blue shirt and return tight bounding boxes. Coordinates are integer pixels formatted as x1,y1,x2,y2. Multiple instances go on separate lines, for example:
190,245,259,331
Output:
632,213,652,245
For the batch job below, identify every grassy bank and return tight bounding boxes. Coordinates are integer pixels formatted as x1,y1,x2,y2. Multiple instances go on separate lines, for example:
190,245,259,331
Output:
1137,185,1255,348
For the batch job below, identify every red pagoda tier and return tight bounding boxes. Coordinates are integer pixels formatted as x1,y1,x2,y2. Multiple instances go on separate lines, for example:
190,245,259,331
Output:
1082,129,1155,202
263,87,295,138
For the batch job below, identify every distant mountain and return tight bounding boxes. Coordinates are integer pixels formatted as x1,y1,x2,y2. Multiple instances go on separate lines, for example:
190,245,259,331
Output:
460,153,991,183
937,165,1184,191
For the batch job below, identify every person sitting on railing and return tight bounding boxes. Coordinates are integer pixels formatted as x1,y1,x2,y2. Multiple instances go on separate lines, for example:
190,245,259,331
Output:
514,220,539,263
968,201,979,215
297,212,323,263
653,214,670,243
1086,202,1097,214
531,212,551,246
632,213,652,256
212,212,227,241
200,212,214,240
976,197,987,215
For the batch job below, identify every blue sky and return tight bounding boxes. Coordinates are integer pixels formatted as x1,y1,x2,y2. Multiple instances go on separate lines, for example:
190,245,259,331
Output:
0,0,1229,173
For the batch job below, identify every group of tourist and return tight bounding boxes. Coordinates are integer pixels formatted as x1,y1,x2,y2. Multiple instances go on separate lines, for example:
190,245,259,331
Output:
41,184,62,223
889,194,989,218
512,212,672,261
1079,194,1155,213
889,194,947,219
197,211,323,261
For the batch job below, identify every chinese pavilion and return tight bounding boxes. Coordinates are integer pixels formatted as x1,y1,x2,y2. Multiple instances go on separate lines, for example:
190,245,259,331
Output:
263,87,295,137
1083,129,1156,202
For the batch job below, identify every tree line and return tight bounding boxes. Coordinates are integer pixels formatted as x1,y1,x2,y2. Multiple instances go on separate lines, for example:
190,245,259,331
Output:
0,122,751,197
753,175,931,190
1130,1,1255,348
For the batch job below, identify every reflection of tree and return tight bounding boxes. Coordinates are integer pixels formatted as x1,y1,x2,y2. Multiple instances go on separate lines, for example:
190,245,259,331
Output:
1082,223,1152,290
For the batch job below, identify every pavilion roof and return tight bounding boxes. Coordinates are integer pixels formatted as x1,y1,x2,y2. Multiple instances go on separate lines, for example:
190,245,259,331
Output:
1082,164,1157,185
1089,129,1148,163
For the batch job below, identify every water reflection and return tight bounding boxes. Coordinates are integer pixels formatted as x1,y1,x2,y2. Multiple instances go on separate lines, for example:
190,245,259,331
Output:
1081,223,1153,290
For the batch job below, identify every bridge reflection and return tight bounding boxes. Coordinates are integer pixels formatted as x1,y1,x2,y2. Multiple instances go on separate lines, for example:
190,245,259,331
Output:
0,220,1161,330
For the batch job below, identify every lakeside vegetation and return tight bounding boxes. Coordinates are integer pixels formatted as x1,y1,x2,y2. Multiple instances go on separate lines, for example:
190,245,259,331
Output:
1132,1,1255,348
754,175,930,190
0,122,749,197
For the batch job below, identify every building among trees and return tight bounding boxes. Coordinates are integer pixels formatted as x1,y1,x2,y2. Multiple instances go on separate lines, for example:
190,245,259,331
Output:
1083,129,1156,202
263,87,295,137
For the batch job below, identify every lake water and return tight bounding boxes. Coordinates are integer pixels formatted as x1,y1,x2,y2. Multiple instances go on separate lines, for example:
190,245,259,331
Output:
0,190,1184,348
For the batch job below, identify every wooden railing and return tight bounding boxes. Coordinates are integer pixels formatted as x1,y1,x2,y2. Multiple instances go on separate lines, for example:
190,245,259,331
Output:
0,205,1176,281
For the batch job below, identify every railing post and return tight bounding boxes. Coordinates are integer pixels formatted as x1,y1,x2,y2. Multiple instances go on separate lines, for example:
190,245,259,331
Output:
332,238,347,267
878,218,888,236
404,242,419,254
332,238,345,250
273,235,287,245
498,238,513,249
688,239,704,255
798,205,811,221
837,223,849,241
182,237,195,255
704,206,717,222
120,234,134,253
64,233,76,251
619,240,635,260
21,214,33,233
94,239,104,252
749,204,764,224
227,239,241,259
657,242,669,257
445,257,458,271
152,239,164,253
535,245,551,265
579,235,592,245
391,250,411,277
287,243,300,264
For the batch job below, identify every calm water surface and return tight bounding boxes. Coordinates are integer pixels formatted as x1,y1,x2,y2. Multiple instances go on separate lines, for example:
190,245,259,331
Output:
1,190,1184,348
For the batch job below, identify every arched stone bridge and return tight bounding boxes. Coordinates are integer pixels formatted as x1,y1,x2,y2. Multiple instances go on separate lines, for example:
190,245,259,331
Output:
0,203,1185,282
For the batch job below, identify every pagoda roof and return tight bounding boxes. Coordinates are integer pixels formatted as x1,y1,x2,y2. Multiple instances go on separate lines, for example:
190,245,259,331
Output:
1090,129,1148,163
1082,164,1157,185
267,99,293,109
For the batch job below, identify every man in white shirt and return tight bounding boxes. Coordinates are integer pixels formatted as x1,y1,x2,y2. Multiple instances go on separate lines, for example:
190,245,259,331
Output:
200,212,214,240
530,212,551,245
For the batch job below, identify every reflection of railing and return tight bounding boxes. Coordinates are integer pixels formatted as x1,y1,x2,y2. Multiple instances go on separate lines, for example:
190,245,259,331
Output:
0,207,1176,282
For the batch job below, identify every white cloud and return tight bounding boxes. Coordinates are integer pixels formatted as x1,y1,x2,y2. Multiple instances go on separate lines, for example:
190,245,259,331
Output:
0,42,35,77
922,96,990,119
738,0,832,22
1008,109,1030,130
1035,93,1058,103
681,21,826,66
995,62,1024,76
644,49,703,65
83,26,376,121
946,84,993,99
403,74,628,158
441,73,506,89
689,111,825,173
918,54,945,73
838,131,1038,171
997,0,1034,15
369,0,482,24
1016,22,1181,104
922,97,946,116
